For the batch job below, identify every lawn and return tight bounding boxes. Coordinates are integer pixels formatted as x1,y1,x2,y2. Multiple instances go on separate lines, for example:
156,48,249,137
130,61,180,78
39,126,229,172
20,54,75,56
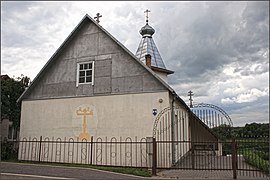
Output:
3,160,152,177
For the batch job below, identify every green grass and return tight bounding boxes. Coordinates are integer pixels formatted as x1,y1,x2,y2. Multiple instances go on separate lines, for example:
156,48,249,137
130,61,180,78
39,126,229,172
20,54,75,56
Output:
88,165,152,177
242,149,269,175
2,160,152,177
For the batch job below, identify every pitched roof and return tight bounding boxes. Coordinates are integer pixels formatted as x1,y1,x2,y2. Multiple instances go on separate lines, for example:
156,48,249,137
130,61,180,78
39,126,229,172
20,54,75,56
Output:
1,74,10,80
17,14,189,110
136,36,166,69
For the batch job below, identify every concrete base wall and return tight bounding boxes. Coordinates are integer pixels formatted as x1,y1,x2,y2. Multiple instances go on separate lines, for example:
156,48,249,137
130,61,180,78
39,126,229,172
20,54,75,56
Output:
20,91,170,140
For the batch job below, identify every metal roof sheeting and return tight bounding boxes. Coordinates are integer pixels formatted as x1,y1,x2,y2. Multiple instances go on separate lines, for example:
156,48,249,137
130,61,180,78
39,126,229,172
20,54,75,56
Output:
135,36,166,69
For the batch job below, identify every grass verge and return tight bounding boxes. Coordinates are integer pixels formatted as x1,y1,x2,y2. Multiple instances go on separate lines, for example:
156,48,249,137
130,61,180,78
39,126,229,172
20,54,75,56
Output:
242,149,269,175
2,160,152,177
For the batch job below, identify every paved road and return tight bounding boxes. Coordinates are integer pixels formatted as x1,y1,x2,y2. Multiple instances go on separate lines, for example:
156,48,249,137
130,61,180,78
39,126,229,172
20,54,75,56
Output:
157,154,269,179
0,162,151,180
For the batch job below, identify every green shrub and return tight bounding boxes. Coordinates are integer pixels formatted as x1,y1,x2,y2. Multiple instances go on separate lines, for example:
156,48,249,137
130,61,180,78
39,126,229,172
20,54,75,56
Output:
91,166,151,177
243,149,269,175
222,143,231,156
1,141,18,160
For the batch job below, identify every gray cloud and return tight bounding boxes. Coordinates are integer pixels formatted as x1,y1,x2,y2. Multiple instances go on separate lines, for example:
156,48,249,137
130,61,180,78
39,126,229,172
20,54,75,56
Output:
1,1,268,126
154,1,270,86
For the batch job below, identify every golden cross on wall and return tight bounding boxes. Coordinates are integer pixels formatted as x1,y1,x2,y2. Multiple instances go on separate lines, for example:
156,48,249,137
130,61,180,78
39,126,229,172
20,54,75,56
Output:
76,107,93,141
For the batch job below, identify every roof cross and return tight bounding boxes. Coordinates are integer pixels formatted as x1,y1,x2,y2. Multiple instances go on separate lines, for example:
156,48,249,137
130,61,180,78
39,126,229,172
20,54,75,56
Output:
144,9,150,23
94,13,102,23
188,90,194,108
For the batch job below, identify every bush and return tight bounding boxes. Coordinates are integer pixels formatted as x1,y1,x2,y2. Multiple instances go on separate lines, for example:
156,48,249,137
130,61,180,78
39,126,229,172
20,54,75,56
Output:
243,149,269,175
222,143,231,156
1,140,18,160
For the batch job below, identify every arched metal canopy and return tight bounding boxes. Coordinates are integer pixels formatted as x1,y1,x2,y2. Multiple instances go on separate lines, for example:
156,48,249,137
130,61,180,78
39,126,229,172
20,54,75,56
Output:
192,103,233,127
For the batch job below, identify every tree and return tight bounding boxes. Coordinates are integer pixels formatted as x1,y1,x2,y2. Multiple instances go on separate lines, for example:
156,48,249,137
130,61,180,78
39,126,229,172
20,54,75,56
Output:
1,75,30,130
242,123,269,137
211,124,232,140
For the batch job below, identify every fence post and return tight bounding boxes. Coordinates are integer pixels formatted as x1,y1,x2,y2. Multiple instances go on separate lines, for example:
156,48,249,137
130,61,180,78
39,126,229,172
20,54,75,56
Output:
191,141,195,169
90,136,93,165
152,138,157,176
38,136,42,162
232,138,237,179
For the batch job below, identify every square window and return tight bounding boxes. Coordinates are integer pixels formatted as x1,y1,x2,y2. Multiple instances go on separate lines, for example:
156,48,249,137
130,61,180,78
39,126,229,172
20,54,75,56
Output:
77,61,94,86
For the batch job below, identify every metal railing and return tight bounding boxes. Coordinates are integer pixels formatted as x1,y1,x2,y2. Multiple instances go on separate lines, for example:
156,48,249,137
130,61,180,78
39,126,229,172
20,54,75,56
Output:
15,136,152,168
1,136,269,179
152,137,269,178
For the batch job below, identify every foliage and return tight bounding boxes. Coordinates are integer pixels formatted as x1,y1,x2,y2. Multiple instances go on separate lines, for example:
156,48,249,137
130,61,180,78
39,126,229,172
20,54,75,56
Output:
211,123,269,140
232,123,269,138
211,124,232,140
240,123,269,137
242,149,269,175
1,75,30,129
221,142,231,156
1,139,18,160
88,166,152,177
237,140,269,160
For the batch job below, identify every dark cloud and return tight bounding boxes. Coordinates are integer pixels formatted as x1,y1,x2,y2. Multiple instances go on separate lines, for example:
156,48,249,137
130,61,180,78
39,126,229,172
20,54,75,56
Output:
1,1,73,48
226,95,269,126
1,1,268,126
154,1,269,88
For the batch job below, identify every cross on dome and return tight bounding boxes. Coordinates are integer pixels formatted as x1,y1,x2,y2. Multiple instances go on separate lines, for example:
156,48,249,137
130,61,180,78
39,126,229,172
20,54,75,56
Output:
135,9,174,74
144,9,150,23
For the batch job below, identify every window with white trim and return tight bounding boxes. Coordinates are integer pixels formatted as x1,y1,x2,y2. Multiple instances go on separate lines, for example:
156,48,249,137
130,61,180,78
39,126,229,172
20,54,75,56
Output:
76,61,94,86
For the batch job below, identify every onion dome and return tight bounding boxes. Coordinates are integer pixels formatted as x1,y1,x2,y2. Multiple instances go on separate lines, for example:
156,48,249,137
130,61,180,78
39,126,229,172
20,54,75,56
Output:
139,23,155,37
135,9,174,75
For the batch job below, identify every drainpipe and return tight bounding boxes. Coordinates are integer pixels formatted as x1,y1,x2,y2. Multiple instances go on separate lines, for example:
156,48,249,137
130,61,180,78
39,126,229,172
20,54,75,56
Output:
171,92,176,165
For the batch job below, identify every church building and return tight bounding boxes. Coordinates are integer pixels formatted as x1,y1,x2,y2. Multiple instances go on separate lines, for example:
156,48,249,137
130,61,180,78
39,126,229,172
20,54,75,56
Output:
17,13,218,166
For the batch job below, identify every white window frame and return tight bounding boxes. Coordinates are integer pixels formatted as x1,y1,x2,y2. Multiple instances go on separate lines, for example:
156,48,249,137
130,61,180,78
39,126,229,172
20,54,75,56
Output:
76,61,95,87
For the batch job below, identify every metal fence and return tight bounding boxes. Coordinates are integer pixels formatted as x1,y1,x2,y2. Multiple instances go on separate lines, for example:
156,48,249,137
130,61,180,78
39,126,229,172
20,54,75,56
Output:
235,137,269,178
15,136,152,168
1,136,269,179
152,137,269,179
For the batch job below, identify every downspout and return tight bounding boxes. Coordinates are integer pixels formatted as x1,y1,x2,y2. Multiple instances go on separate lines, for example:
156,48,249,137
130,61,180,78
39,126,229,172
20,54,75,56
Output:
171,91,176,165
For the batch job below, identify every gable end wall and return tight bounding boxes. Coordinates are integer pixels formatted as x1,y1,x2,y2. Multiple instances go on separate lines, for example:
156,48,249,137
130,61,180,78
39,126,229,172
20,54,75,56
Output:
27,19,167,100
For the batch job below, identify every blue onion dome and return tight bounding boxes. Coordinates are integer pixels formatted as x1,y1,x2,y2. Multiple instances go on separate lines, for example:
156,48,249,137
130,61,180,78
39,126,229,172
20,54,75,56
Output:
139,23,155,37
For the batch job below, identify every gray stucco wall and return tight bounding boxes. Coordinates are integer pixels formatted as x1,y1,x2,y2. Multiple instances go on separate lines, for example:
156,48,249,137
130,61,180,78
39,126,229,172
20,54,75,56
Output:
26,19,166,100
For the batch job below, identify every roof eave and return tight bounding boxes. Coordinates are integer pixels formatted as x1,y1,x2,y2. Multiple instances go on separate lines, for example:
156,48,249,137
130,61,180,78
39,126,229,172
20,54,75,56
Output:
151,66,174,74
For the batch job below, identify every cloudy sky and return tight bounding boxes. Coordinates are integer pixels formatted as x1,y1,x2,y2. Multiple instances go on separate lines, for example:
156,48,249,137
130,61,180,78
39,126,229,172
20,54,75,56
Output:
1,1,269,126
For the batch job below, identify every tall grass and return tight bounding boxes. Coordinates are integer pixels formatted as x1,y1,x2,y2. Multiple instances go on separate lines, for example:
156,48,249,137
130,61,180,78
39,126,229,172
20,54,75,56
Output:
243,149,269,175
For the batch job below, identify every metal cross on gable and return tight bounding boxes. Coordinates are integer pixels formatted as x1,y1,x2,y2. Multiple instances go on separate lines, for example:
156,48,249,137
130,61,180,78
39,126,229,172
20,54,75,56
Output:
94,13,102,23
144,9,150,23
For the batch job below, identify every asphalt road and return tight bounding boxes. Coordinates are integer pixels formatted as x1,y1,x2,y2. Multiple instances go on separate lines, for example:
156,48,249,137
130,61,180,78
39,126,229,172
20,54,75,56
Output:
0,162,151,180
